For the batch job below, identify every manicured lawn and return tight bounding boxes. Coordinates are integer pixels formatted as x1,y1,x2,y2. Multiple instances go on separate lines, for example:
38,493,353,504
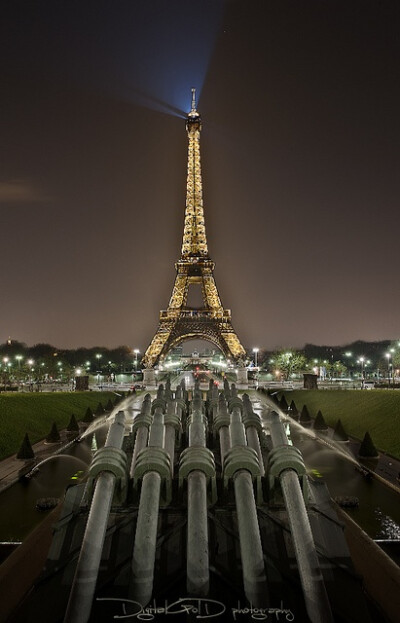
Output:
281,389,400,459
0,392,117,460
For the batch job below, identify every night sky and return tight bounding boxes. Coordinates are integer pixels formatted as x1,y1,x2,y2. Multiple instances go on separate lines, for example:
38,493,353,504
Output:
1,0,399,354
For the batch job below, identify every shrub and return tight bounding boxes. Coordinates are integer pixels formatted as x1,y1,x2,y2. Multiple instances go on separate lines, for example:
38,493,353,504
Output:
333,419,348,442
300,404,312,425
289,400,299,418
95,402,104,416
67,414,79,432
314,410,328,431
269,392,280,405
46,422,61,443
83,407,93,423
358,431,379,458
17,433,34,459
279,395,289,412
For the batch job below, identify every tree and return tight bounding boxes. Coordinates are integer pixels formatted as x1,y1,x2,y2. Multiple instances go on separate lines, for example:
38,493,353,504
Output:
29,343,56,359
279,395,289,412
67,414,79,432
314,410,328,432
289,400,299,418
358,431,379,458
95,402,105,416
17,433,34,459
83,407,93,423
46,422,61,443
388,341,400,373
0,340,28,357
105,399,114,412
332,360,348,378
270,350,306,381
300,405,312,425
333,419,348,442
1,365,13,390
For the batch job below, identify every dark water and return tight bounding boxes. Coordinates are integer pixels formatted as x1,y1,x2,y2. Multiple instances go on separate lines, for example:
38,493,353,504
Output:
1,413,399,546
253,393,400,543
0,424,109,542
291,426,400,541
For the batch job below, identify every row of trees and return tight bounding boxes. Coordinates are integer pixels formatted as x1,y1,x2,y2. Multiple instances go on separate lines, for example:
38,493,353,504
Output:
256,339,400,381
0,341,140,388
0,341,135,366
1,338,399,385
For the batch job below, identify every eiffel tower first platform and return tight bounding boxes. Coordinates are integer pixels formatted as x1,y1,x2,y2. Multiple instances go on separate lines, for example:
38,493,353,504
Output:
143,90,246,372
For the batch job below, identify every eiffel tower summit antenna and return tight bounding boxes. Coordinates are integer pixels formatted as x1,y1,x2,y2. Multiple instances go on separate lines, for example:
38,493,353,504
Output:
143,89,246,369
190,87,197,114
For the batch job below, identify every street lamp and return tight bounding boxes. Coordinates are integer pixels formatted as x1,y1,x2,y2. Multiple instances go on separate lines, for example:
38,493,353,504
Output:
134,349,140,371
252,347,259,369
390,349,395,385
14,355,23,386
385,353,391,387
386,350,394,387
358,356,365,388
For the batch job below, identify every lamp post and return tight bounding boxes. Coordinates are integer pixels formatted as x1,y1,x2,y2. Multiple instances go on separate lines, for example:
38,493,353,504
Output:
15,355,23,387
390,348,395,386
134,349,140,371
385,353,391,387
95,354,102,387
252,347,259,369
386,350,394,387
28,359,34,387
358,357,365,389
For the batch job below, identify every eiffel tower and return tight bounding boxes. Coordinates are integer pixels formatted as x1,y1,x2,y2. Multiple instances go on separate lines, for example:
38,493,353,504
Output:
143,89,246,369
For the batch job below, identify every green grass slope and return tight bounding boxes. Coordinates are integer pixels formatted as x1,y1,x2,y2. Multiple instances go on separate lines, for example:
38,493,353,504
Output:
282,390,400,459
0,392,116,460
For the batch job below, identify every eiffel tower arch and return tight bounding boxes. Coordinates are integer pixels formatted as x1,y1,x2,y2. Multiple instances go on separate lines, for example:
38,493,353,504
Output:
143,90,246,369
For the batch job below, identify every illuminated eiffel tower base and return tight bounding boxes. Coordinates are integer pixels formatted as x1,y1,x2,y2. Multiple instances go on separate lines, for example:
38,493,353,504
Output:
143,90,246,383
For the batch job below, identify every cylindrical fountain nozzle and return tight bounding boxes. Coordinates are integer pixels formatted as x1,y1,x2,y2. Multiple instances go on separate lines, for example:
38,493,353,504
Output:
64,412,127,623
267,410,334,623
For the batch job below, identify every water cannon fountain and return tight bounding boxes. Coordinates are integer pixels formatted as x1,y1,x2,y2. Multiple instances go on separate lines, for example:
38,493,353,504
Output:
4,384,378,623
